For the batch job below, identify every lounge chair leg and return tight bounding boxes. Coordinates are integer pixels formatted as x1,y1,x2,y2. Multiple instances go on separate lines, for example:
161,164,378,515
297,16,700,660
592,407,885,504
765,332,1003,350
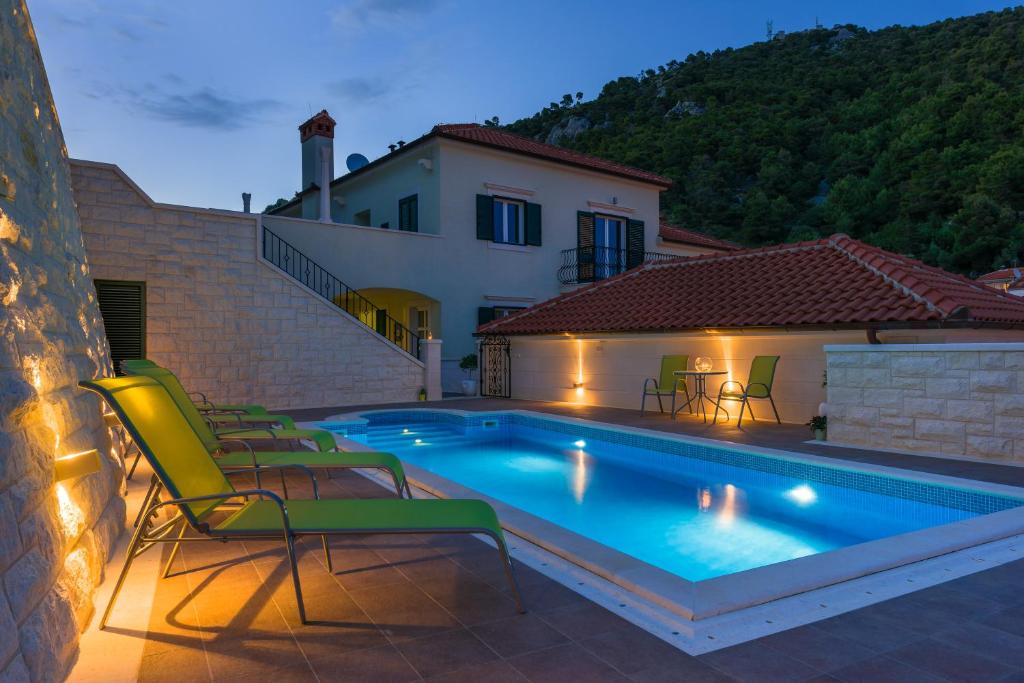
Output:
126,446,142,481
279,469,290,499
490,532,525,614
133,475,160,529
388,470,405,498
321,535,333,573
100,504,153,629
284,534,307,624
656,392,664,414
769,395,781,424
161,518,187,579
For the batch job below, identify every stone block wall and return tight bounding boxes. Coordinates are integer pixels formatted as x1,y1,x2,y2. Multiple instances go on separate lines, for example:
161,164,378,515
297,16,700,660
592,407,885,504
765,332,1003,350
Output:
1,4,125,681
70,161,424,409
826,344,1024,463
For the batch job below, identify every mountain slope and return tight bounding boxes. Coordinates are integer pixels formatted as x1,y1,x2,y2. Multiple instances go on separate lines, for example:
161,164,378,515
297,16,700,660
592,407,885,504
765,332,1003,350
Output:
505,8,1024,275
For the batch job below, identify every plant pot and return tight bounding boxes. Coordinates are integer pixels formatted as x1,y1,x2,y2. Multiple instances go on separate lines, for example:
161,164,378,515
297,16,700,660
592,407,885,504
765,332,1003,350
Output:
461,379,477,396
814,428,826,441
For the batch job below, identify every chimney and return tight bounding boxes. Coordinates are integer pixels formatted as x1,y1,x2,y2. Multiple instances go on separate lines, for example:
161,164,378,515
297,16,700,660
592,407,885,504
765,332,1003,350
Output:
298,110,336,220
241,192,251,213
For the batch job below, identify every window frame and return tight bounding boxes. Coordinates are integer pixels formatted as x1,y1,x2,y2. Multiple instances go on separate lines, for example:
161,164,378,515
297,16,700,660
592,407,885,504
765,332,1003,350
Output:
398,194,418,232
492,196,525,245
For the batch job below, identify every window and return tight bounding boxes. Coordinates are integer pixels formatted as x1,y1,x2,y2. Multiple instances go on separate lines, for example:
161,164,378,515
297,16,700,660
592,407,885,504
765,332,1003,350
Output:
94,280,146,375
493,306,525,318
594,215,625,279
353,209,371,226
398,194,418,232
492,197,524,245
414,308,430,337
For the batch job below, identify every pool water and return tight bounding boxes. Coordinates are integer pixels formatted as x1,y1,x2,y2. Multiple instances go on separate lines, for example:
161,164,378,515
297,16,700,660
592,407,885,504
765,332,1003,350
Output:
330,413,1021,582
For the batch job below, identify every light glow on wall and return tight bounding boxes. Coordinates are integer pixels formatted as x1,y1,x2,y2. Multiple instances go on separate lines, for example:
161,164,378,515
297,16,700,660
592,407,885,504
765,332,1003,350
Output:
573,339,586,401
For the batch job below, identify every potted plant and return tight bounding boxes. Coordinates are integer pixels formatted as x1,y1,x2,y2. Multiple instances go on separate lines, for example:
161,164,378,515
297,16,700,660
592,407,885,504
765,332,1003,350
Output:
459,354,478,396
807,415,827,441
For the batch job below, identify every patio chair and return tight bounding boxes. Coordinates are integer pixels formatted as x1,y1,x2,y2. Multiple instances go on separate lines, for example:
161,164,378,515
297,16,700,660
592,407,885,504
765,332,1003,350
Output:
712,355,781,427
121,359,269,416
80,375,524,627
640,355,693,416
124,365,338,452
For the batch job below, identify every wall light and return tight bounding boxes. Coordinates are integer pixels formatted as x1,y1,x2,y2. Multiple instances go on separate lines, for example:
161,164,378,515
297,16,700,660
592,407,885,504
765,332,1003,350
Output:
54,449,101,482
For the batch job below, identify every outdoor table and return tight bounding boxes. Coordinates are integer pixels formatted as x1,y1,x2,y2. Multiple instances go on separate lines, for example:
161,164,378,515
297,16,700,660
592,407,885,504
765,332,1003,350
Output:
672,370,729,423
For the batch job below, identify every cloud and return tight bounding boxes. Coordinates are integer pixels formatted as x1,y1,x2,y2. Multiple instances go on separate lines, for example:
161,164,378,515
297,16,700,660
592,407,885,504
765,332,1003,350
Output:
327,77,392,102
82,80,283,130
49,7,167,41
330,0,440,31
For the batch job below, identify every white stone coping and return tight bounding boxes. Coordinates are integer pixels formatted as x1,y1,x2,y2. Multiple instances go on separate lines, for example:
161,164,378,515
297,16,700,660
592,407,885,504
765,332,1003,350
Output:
825,342,1024,352
315,408,1024,621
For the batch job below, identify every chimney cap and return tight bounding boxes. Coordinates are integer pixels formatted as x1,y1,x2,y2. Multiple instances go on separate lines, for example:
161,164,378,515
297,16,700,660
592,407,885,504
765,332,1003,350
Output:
299,110,336,142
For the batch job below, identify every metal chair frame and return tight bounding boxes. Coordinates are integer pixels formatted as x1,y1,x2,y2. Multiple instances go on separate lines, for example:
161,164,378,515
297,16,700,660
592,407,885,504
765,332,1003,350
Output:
641,376,693,417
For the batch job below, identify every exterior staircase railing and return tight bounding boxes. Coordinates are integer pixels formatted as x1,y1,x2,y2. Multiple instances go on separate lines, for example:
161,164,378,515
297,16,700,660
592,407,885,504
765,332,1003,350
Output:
262,225,421,359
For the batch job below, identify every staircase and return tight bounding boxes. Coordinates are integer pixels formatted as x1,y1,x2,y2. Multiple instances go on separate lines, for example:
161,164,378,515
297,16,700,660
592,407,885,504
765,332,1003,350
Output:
261,225,421,359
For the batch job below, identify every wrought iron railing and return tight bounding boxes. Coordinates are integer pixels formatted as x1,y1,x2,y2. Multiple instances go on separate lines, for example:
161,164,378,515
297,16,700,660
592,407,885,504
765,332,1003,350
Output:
557,247,678,285
262,226,421,359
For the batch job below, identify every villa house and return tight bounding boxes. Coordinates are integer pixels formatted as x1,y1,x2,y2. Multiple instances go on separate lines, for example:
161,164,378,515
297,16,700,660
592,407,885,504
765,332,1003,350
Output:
264,111,737,390
978,267,1024,296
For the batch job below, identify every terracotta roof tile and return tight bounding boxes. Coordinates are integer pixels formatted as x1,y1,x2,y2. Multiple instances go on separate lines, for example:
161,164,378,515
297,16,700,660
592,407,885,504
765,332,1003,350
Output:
478,234,1024,336
658,222,741,251
433,124,672,187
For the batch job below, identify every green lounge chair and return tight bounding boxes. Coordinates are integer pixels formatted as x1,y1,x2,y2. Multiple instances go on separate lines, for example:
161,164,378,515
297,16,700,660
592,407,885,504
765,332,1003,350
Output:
121,359,269,416
640,355,693,416
80,375,524,627
713,355,781,427
124,365,338,452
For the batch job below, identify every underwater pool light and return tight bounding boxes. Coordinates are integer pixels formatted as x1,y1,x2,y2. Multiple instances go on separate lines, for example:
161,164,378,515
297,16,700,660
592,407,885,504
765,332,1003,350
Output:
573,439,587,449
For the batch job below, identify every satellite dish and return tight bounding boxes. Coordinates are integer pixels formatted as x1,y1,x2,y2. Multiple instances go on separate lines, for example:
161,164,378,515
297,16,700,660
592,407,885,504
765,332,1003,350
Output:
346,153,369,172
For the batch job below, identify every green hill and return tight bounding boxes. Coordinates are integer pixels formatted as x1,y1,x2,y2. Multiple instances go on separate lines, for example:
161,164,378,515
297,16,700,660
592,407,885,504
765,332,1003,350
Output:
505,8,1024,275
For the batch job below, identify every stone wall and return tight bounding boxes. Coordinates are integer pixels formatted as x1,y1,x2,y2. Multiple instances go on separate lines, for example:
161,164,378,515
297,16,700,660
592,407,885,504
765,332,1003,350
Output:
826,343,1024,463
70,161,425,409
1,4,125,681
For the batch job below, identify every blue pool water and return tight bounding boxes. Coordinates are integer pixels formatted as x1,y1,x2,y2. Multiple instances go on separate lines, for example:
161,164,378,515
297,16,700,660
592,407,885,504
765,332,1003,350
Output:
322,412,1022,582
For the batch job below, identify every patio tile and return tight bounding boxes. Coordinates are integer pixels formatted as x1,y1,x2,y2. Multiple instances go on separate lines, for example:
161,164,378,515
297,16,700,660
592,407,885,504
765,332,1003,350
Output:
394,628,498,678
931,621,1024,668
347,580,461,642
760,624,875,672
426,659,529,682
829,655,947,683
416,575,520,626
470,613,569,658
579,626,694,675
885,637,1014,683
538,601,632,640
628,656,738,683
137,644,209,683
979,607,1024,638
508,642,630,682
811,610,922,652
698,640,819,683
308,644,420,682
203,635,313,682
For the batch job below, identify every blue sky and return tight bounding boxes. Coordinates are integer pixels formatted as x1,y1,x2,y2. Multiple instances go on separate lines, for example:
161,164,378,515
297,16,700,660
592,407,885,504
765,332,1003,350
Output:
32,0,1017,211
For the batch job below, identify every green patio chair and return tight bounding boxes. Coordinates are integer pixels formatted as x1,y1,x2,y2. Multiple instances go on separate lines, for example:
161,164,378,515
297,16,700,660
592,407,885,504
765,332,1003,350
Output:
80,375,524,627
124,365,337,452
640,355,693,416
121,359,269,416
712,355,781,427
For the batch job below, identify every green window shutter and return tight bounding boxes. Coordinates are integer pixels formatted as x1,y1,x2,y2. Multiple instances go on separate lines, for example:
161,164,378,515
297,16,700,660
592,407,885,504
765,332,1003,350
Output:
94,279,146,375
626,219,645,269
476,194,494,240
477,306,496,326
399,194,418,232
524,202,542,246
576,211,595,282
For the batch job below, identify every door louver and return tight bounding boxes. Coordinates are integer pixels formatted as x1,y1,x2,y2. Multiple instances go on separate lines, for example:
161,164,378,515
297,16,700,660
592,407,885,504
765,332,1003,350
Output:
94,280,146,375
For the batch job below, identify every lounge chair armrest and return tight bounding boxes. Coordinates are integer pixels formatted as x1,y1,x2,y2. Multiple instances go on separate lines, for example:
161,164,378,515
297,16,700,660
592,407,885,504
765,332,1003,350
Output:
215,426,278,438
151,489,294,534
224,464,320,499
216,438,258,467
747,382,771,394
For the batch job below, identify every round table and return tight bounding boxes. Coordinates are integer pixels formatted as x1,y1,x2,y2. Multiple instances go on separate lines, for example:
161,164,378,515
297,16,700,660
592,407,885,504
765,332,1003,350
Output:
672,370,729,422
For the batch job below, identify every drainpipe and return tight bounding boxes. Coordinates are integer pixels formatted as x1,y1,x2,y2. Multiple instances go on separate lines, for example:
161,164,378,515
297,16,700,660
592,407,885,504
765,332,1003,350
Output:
319,147,332,223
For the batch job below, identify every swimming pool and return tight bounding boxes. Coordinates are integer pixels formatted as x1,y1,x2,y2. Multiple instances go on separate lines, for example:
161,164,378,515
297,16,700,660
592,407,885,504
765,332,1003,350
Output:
320,410,1024,618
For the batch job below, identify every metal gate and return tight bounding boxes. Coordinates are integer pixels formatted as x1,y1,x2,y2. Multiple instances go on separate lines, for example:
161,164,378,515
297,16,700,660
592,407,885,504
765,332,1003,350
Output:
478,335,511,398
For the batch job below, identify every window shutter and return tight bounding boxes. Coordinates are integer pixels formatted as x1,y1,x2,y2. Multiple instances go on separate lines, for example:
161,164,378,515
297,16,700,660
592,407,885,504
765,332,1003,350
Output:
476,195,494,240
525,202,542,246
94,280,146,375
626,219,645,269
576,211,595,283
477,306,496,326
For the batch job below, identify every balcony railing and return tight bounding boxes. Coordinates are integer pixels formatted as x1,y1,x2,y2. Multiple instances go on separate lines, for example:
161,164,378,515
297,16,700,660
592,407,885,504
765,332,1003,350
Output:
558,247,678,285
262,226,421,359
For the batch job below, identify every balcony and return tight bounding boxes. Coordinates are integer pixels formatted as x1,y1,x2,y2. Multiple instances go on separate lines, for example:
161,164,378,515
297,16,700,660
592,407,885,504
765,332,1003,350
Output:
557,246,679,285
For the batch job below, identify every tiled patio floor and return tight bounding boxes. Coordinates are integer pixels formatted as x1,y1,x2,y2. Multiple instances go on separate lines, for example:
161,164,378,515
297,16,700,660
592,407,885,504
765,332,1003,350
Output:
121,399,1024,682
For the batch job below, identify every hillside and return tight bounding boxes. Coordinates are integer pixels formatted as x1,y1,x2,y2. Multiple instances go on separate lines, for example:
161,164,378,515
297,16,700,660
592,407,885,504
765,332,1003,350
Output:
505,8,1024,276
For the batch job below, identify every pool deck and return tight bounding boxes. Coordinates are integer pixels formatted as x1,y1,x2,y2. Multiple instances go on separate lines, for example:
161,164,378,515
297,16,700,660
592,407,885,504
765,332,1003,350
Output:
89,399,1024,682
